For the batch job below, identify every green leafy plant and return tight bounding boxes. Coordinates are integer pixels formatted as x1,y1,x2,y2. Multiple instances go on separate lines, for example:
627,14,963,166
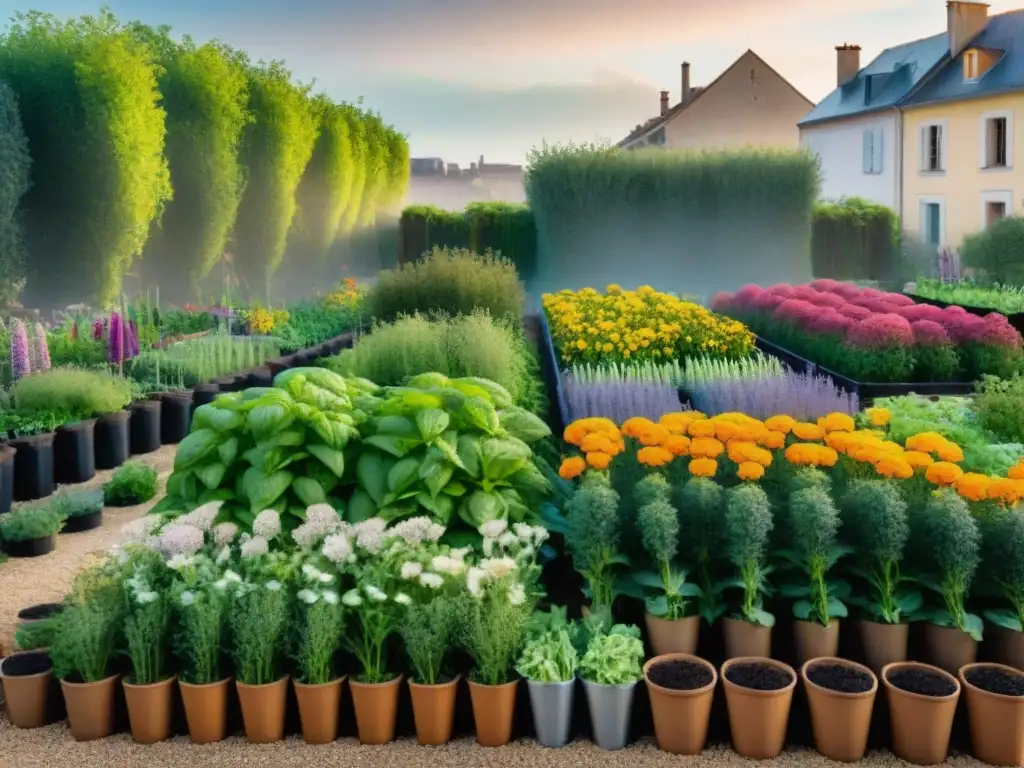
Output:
722,483,774,628
170,553,228,685
401,591,464,685
122,550,172,684
839,479,921,624
516,624,578,683
671,476,727,623
578,624,644,685
914,277,1024,314
228,557,292,686
14,614,59,650
973,375,1024,444
564,472,624,616
778,485,850,626
0,504,65,541
52,488,103,518
291,560,344,685
978,507,1024,634
104,461,158,507
50,568,124,682
625,474,701,620
13,366,132,422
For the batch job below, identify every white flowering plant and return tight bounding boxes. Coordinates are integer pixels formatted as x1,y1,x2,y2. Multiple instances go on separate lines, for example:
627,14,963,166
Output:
121,547,174,685
461,520,547,686
290,557,344,685
168,552,230,685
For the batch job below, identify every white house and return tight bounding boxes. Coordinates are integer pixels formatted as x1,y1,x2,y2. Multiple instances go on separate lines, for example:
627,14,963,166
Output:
798,36,950,214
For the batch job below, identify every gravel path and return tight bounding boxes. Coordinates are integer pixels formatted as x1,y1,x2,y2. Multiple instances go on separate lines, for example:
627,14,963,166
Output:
0,446,177,654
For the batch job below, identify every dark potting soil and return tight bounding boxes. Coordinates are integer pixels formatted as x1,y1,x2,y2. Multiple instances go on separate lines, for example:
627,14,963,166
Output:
647,659,714,690
886,668,956,697
725,662,793,691
17,603,63,621
965,667,1024,697
806,663,874,693
1,651,52,676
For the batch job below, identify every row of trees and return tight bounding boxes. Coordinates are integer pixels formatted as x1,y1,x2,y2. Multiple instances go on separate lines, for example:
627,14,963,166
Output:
0,9,409,308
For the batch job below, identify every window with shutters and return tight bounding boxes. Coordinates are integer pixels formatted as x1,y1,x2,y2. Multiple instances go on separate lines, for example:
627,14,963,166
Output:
919,197,945,246
981,111,1013,170
862,128,883,174
920,121,946,173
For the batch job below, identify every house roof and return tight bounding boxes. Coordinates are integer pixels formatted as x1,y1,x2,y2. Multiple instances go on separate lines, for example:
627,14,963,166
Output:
902,10,1024,107
798,33,950,126
618,50,813,147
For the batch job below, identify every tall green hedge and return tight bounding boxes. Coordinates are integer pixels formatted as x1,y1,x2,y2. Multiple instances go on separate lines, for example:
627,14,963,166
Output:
399,202,536,280
0,10,172,308
524,143,818,296
811,197,899,281
961,216,1024,284
0,78,29,305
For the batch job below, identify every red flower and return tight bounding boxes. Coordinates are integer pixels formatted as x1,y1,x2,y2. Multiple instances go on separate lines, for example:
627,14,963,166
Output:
881,292,916,307
711,292,735,312
837,303,872,320
847,313,915,349
750,291,787,312
773,299,819,327
735,284,765,304
809,309,854,337
767,283,795,297
810,278,842,293
912,319,951,346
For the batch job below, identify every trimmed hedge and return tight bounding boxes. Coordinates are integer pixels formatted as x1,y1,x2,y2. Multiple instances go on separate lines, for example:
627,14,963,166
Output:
961,215,1024,285
0,78,29,306
812,197,899,282
399,202,536,280
524,144,819,297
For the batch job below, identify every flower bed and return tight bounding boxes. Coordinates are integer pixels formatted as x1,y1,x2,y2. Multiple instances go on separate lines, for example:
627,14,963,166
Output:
911,278,1024,328
713,280,1023,394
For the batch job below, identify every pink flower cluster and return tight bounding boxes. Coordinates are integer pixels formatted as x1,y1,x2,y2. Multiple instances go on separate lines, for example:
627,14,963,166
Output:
713,280,1023,351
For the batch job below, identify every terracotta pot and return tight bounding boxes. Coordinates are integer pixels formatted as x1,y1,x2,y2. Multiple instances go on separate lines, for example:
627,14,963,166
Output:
645,613,699,656
294,677,344,744
924,623,977,675
793,619,840,667
236,677,289,744
722,617,771,659
349,675,402,745
720,656,796,759
0,651,52,728
468,678,518,747
989,625,1024,671
409,676,459,746
123,676,176,743
882,661,960,765
180,678,231,744
801,657,878,762
61,674,119,741
856,620,909,674
643,653,717,755
960,662,1024,766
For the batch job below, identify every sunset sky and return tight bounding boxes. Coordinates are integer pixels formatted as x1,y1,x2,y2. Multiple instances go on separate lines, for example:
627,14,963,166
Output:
0,0,1020,165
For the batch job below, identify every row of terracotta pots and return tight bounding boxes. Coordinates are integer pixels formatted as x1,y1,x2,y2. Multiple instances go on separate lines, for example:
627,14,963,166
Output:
648,612,999,676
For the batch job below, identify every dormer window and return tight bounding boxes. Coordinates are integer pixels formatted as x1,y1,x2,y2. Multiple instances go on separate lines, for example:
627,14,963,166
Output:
965,49,980,80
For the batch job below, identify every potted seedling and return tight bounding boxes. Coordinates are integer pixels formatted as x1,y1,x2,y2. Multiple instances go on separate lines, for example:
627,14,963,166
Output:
0,443,15,514
777,485,851,665
959,662,1024,766
801,657,878,762
839,479,920,673
721,656,798,759
721,484,775,658
0,504,65,558
14,612,60,650
643,652,717,755
564,473,627,619
516,624,578,748
579,624,644,750
292,560,345,745
675,476,728,626
882,661,960,765
625,475,703,655
0,647,54,728
3,410,60,501
55,489,104,533
102,461,158,507
976,507,1024,670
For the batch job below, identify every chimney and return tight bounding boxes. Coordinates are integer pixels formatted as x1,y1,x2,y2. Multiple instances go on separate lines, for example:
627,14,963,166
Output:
681,62,692,105
660,90,670,116
835,44,861,86
947,1,989,57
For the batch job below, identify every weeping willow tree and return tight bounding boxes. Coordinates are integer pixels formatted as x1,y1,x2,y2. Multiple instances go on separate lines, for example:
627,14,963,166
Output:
127,23,251,302
380,126,410,214
232,59,318,299
337,104,368,236
0,78,30,306
356,113,391,228
0,10,171,308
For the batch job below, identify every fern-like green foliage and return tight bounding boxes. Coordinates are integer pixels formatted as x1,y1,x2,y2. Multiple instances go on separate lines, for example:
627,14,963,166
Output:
565,472,622,613
724,483,774,627
979,508,1024,632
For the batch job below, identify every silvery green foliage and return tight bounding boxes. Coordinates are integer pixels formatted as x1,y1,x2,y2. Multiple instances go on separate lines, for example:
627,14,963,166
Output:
981,509,1024,598
687,370,858,421
563,374,686,425
724,484,773,568
789,467,832,495
675,477,725,564
840,479,909,564
789,486,840,560
922,490,980,591
635,480,678,565
565,473,621,576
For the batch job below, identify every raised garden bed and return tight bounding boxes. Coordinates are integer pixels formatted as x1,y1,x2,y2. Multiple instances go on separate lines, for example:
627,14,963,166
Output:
907,293,1024,334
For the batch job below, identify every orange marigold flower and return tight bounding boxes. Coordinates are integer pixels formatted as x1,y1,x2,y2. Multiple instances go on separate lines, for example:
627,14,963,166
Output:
1009,462,1024,480
727,440,758,464
824,431,852,452
686,420,717,438
817,446,839,467
660,412,703,435
664,435,691,456
580,433,617,454
586,451,613,470
563,423,587,446
621,417,657,439
690,437,725,459
925,461,964,487
873,456,913,480
866,407,892,427
715,421,743,442
762,430,787,449
746,446,773,467
988,478,1024,505
765,415,796,434
955,472,990,502
903,451,934,469
689,457,718,478
792,422,825,441
558,456,586,479
637,446,674,467
737,461,765,481
821,413,856,433
877,441,905,455
936,442,964,463
638,424,671,446
906,432,947,454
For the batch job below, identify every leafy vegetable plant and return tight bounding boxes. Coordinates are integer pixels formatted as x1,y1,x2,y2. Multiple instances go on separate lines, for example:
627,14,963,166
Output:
578,624,644,685
0,504,65,541
516,625,578,683
104,461,158,506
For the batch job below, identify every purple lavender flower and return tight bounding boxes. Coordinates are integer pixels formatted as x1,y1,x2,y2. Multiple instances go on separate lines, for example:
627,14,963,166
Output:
687,371,858,421
108,311,123,364
563,375,688,424
10,319,30,379
33,323,50,371
127,320,140,358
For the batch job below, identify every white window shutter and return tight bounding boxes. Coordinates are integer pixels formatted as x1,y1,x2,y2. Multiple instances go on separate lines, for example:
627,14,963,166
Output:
875,129,884,173
937,124,944,170
980,116,988,168
862,130,873,173
920,126,928,170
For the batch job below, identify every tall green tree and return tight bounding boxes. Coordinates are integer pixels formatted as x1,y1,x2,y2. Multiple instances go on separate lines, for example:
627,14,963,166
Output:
356,113,390,228
337,105,368,236
0,10,171,307
0,78,30,306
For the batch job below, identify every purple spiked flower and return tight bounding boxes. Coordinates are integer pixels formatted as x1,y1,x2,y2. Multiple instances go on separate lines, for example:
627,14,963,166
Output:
108,311,123,365
33,323,50,371
10,319,30,380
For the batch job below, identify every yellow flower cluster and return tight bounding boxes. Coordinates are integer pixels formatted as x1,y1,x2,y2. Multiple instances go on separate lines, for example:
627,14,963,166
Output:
326,278,363,309
542,285,754,365
560,417,626,476
241,306,285,335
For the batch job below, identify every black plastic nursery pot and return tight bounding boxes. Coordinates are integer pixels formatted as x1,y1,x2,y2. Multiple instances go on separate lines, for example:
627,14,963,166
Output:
754,336,976,406
61,510,103,534
247,367,273,387
129,400,162,455
192,382,220,406
159,391,193,445
17,603,63,624
2,534,56,558
0,444,15,514
266,357,291,377
212,374,243,393
8,433,55,502
94,411,130,471
54,419,97,485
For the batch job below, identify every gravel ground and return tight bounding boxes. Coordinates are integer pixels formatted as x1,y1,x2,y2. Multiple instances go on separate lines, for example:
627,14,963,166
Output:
0,446,176,654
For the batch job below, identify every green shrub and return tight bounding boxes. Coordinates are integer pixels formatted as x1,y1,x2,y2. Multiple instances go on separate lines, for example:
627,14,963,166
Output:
0,77,30,306
973,375,1024,444
812,198,899,282
961,216,1024,284
330,312,528,402
366,246,524,322
104,461,158,507
52,489,104,518
0,504,65,541
13,367,132,421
